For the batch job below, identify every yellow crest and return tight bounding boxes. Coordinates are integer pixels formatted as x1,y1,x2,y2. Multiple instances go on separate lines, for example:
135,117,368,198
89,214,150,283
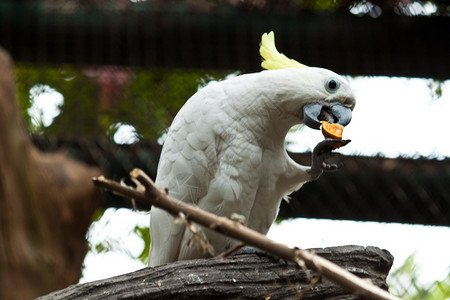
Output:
259,31,307,70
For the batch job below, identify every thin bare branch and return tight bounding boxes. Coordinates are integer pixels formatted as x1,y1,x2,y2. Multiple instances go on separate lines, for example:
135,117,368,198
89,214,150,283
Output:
93,169,399,300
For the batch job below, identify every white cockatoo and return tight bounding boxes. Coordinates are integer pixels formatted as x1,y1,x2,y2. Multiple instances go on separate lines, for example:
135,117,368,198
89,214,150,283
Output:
149,32,355,267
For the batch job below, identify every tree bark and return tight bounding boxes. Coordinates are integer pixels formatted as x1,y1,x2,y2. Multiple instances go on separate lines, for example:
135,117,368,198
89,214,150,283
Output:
0,47,102,299
39,245,394,299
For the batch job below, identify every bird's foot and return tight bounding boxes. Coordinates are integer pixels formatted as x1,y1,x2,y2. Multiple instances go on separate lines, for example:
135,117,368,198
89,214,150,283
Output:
307,139,351,181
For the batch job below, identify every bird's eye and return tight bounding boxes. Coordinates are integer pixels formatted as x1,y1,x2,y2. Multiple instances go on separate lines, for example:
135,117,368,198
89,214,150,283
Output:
325,78,340,93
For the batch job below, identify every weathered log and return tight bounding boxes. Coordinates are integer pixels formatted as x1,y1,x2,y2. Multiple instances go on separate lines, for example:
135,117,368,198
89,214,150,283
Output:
39,245,394,299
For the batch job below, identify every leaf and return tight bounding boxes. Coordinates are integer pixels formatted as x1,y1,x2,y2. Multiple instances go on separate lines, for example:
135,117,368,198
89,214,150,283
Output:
133,225,150,265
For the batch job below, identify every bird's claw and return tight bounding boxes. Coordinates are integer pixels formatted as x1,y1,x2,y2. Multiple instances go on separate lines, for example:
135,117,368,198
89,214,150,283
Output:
307,139,350,181
321,160,342,171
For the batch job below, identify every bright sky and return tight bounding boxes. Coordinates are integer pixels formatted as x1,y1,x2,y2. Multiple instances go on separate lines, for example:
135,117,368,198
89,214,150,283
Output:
30,76,450,290
28,85,64,128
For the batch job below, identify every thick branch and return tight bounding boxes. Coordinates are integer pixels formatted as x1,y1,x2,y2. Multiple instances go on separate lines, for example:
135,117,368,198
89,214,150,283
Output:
0,46,102,299
39,245,393,300
92,169,398,300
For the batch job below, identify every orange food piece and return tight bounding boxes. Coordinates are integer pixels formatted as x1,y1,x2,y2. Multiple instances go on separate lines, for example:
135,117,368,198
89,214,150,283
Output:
321,121,344,140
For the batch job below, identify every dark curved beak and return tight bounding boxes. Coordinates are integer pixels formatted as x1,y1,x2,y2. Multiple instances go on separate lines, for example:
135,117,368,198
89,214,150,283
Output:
303,101,352,130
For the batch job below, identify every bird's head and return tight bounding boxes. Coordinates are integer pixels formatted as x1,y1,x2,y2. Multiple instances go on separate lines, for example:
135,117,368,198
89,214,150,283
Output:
260,32,355,132
296,67,355,130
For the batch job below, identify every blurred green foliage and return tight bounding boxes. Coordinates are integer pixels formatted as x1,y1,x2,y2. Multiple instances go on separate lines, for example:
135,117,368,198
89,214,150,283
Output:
389,253,450,299
134,225,150,265
15,63,229,141
16,64,99,135
297,0,340,12
428,80,444,101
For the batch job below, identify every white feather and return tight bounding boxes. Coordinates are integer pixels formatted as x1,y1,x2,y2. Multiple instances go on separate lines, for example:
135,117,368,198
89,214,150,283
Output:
149,67,355,266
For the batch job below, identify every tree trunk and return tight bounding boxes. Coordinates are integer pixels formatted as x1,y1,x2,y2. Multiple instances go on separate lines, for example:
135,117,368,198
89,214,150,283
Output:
39,245,394,299
0,47,102,299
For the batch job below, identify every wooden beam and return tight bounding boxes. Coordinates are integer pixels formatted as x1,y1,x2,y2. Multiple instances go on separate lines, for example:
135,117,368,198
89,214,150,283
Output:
1,1,449,79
